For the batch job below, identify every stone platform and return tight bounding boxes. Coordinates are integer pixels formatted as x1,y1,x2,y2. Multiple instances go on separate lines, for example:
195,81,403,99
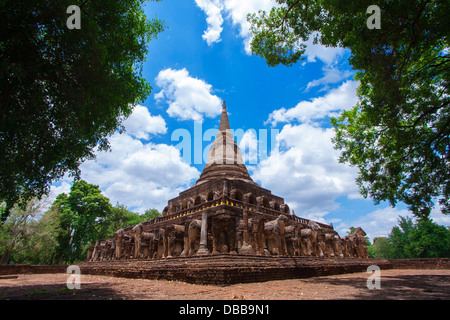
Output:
79,255,393,285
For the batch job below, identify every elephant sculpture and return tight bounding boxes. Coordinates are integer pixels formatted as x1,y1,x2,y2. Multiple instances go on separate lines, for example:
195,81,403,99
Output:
211,217,237,254
236,216,257,255
86,245,95,261
89,203,370,261
186,219,201,256
345,227,369,258
132,224,157,259
308,221,326,257
264,214,289,255
284,224,300,256
299,227,313,256
180,219,192,257
298,221,327,257
141,231,157,259
340,237,353,257
115,228,134,259
315,230,327,257
114,229,125,260
153,227,166,258
324,229,341,257
90,240,101,261
236,218,245,250
132,224,144,259
164,224,185,258
104,239,114,260
247,217,265,255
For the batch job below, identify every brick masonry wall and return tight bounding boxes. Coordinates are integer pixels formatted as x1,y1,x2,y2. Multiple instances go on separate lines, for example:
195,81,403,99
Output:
1,257,448,285
78,255,394,285
0,264,67,275
389,258,450,269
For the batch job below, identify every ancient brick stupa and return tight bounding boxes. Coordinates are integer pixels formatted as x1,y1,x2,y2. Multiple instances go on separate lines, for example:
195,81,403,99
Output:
87,102,369,261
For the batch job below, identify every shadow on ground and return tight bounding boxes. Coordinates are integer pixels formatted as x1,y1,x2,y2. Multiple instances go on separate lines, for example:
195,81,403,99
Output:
311,273,450,300
1,271,449,300
1,282,128,300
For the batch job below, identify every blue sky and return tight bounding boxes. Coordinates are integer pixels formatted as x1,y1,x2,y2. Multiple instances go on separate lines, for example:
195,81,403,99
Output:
51,0,448,240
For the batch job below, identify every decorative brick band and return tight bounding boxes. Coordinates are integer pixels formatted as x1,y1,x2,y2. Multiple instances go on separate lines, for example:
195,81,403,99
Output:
78,255,393,285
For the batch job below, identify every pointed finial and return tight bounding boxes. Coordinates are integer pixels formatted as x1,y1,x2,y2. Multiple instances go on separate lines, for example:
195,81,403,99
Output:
219,100,230,132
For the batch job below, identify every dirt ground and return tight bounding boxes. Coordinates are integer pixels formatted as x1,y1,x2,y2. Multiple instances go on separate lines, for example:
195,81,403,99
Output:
1,269,449,300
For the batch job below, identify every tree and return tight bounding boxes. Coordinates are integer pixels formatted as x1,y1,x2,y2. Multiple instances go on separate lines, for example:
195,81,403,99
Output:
0,197,51,264
370,216,450,258
405,219,450,258
367,237,394,259
141,208,161,220
0,0,165,221
107,204,138,236
53,180,113,263
0,188,162,264
107,204,160,237
388,216,415,259
30,204,62,264
249,0,450,220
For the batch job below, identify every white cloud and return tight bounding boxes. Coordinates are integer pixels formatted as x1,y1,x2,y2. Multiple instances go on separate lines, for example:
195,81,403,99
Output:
252,122,413,241
195,0,277,54
306,66,354,91
78,133,200,213
253,80,360,226
329,204,450,242
195,0,224,45
51,106,200,213
155,68,222,122
339,204,450,241
266,80,359,126
430,204,450,227
301,33,346,66
122,105,167,140
252,123,359,224
221,0,276,54
335,207,410,241
195,1,346,64
238,129,258,163
41,180,72,213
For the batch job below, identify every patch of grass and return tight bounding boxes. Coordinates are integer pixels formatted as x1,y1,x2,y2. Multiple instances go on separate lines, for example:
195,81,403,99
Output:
24,288,47,296
58,286,78,296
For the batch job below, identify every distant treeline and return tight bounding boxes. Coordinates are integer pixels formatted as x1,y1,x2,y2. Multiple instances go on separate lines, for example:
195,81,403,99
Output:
367,217,450,259
0,180,160,265
2,180,449,264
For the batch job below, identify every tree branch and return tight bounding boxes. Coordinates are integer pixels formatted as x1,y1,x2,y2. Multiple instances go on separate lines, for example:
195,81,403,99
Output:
279,0,304,34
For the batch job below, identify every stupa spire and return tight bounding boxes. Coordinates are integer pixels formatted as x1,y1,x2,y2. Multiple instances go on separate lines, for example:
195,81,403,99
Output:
194,101,254,185
219,100,231,132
